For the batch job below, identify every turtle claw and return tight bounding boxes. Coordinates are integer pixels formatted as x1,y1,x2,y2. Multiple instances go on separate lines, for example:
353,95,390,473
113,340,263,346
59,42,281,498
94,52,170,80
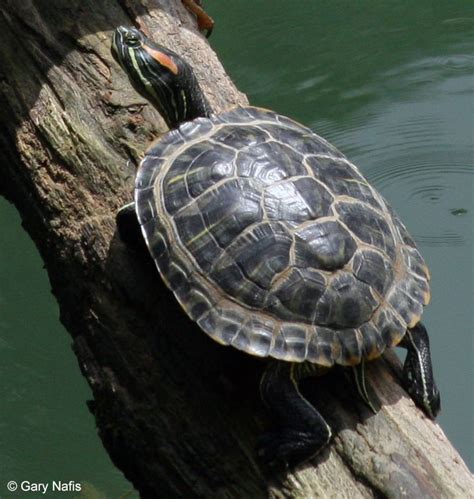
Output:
256,428,290,472
257,427,328,473
352,361,379,414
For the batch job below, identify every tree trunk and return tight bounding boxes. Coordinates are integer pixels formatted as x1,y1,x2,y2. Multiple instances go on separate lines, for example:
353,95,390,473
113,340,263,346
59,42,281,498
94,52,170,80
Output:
0,1,472,497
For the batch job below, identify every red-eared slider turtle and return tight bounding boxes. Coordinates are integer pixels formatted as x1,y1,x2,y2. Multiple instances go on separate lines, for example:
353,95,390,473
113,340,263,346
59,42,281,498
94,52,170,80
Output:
112,26,440,470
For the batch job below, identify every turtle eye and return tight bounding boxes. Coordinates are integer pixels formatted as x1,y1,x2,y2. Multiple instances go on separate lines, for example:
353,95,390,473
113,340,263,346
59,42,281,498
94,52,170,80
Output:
124,33,140,47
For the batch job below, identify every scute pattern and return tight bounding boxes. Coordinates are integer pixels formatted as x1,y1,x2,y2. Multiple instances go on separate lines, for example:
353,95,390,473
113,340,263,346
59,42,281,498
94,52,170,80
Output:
136,106,430,365
236,141,309,183
269,267,327,321
294,220,356,270
314,273,379,328
264,177,333,224
210,222,292,307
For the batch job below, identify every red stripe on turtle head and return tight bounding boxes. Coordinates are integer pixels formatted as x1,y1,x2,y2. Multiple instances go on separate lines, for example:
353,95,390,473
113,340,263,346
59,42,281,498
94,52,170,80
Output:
143,45,179,75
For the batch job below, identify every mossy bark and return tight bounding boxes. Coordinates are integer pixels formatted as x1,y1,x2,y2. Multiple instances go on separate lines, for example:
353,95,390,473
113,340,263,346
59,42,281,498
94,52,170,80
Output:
0,1,472,497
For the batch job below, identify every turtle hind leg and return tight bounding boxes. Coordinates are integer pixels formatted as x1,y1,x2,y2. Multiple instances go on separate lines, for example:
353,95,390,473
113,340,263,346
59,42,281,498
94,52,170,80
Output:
398,322,440,419
257,362,331,472
116,202,145,250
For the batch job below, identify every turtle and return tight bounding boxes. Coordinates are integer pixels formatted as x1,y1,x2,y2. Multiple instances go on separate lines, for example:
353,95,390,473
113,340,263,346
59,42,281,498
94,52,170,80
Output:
111,26,440,470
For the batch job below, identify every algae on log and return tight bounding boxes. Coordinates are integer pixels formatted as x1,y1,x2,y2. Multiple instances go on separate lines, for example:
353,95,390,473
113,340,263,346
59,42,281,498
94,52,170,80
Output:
0,1,472,497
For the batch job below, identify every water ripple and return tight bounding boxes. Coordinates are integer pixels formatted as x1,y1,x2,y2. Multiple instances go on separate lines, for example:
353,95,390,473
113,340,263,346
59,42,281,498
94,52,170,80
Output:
367,158,472,190
409,185,449,203
368,160,472,248
414,232,467,247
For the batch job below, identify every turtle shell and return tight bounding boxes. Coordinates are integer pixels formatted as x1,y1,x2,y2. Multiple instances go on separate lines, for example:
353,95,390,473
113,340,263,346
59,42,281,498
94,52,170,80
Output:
135,106,430,366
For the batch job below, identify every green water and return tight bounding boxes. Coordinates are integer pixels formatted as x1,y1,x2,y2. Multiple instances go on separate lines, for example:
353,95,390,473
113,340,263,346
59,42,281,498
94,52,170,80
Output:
0,201,137,496
0,1,472,495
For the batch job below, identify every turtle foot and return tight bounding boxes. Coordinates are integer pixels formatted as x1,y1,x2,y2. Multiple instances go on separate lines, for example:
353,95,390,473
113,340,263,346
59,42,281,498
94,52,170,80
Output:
403,374,441,420
257,425,330,472
399,323,441,419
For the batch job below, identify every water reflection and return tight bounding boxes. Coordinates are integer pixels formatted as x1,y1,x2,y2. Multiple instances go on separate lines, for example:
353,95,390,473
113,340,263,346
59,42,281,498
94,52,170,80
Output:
309,48,473,250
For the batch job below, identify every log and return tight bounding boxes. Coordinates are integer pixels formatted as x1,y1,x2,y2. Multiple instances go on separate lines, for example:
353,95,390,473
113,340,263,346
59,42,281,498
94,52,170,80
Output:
0,1,472,497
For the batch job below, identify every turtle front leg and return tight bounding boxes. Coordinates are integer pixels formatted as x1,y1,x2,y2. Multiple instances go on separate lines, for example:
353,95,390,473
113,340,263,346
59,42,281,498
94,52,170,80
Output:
116,202,144,249
182,0,215,37
398,322,441,419
258,361,331,472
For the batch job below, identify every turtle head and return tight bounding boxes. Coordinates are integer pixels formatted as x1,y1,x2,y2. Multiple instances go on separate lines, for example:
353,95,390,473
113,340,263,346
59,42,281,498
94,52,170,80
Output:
112,26,211,129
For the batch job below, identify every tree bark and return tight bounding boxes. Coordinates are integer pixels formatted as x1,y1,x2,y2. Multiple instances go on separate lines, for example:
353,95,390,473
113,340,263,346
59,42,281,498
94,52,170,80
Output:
0,1,472,497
